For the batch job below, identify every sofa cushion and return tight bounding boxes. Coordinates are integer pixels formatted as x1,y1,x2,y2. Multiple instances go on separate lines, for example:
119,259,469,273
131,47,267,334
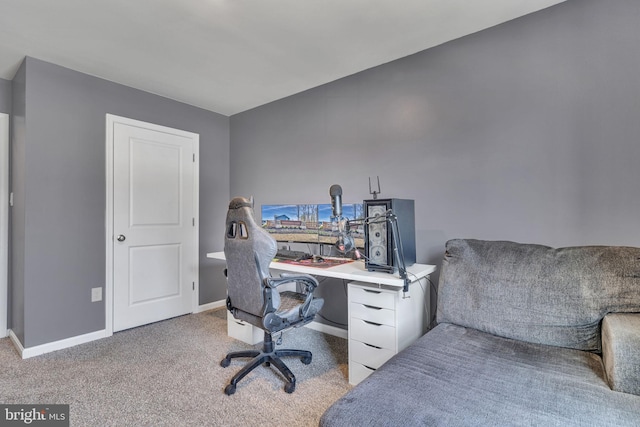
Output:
602,313,640,395
437,239,640,351
320,323,640,427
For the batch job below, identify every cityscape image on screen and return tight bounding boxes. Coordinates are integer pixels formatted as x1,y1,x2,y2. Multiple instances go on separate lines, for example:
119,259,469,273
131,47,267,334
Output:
261,203,365,248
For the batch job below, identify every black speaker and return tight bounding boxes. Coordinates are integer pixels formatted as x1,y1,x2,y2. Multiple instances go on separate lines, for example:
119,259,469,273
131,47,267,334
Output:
364,198,416,272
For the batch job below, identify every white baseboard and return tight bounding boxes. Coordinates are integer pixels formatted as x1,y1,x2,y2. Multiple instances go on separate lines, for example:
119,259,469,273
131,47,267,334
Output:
5,302,226,359
9,329,109,359
305,321,348,340
8,330,24,355
6,306,340,359
195,299,226,313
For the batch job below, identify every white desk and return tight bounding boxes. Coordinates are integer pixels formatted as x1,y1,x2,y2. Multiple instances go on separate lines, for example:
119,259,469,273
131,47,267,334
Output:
207,251,436,384
206,251,435,288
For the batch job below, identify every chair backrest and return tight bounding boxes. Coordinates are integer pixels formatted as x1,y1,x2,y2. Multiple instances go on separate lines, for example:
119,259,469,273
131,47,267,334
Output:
224,197,277,318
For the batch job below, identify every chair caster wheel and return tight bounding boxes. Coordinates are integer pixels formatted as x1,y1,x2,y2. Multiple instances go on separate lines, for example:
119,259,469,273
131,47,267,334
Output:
284,382,295,393
301,356,312,365
224,384,236,395
220,358,231,368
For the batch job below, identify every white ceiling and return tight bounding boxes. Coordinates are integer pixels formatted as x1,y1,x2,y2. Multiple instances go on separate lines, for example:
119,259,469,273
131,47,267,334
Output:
0,0,566,116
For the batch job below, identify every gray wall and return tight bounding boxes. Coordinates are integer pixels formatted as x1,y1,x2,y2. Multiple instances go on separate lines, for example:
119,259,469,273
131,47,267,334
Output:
230,0,640,327
13,57,229,348
0,78,11,114
10,65,26,343
1,78,12,332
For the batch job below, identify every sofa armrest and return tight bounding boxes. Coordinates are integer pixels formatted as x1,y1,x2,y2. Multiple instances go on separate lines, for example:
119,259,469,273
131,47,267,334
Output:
602,313,640,396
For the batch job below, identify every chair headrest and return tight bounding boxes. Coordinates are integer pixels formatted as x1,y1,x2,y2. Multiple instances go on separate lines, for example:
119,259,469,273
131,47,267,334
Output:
228,196,252,210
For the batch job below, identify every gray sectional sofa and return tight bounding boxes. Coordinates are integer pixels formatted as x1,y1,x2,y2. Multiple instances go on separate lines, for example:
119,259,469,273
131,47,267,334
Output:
321,239,640,426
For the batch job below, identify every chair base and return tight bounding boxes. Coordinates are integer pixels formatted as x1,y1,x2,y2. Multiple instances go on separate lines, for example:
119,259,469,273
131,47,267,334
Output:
220,331,312,395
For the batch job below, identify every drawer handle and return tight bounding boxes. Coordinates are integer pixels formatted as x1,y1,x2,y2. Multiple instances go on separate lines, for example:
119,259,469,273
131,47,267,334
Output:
363,305,382,310
363,320,382,326
363,365,376,372
363,289,382,294
364,343,382,349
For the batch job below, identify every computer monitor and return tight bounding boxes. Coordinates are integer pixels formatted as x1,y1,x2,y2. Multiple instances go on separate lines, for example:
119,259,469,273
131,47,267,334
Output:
261,203,365,248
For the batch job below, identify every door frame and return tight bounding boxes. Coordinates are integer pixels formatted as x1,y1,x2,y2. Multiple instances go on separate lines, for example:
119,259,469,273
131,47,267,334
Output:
105,114,199,336
0,113,8,338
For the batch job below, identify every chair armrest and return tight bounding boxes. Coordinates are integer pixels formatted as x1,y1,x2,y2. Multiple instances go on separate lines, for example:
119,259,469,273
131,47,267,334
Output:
266,273,319,293
264,274,319,320
602,313,640,396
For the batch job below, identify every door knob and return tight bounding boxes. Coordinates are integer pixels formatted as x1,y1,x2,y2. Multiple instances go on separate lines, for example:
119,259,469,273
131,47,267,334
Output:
116,235,126,242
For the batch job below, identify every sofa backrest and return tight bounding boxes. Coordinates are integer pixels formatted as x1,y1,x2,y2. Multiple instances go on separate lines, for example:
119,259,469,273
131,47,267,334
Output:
436,239,640,352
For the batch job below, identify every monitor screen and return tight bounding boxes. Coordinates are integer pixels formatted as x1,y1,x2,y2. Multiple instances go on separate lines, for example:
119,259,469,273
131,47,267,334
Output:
261,203,364,248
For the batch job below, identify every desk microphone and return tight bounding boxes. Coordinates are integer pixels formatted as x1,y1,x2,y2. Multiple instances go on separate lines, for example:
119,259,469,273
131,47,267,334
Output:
329,184,343,218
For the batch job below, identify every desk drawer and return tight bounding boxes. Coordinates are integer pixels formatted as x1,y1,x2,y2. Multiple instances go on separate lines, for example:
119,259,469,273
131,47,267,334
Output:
349,286,395,309
349,361,377,385
227,312,263,345
350,318,395,349
350,340,395,369
350,302,395,326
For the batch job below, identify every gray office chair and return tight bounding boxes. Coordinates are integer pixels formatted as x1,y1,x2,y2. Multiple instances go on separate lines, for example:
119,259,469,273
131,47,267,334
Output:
220,197,324,395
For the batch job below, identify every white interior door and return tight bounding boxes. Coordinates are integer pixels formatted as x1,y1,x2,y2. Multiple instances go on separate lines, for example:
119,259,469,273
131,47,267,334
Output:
107,115,199,333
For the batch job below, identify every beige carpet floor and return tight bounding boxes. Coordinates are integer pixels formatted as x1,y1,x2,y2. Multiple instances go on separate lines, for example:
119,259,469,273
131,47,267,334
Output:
0,309,352,426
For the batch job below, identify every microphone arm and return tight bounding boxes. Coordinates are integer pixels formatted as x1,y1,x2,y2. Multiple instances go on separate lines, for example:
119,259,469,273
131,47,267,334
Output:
387,212,409,293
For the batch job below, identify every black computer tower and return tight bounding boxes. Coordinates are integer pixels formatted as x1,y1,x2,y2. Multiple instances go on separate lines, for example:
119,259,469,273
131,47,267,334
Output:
364,198,416,272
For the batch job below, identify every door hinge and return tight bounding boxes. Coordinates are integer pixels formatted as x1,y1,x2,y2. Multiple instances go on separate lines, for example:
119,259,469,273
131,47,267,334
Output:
192,282,195,291
192,217,195,226
193,153,196,162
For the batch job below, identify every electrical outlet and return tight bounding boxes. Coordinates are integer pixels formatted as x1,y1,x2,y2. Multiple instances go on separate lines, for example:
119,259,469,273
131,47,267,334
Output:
91,287,103,302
